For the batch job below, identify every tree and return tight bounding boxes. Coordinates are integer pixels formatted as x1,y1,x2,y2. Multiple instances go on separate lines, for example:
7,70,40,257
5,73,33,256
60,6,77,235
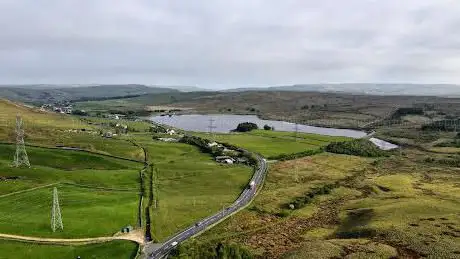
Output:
71,109,88,116
234,122,258,132
263,124,273,131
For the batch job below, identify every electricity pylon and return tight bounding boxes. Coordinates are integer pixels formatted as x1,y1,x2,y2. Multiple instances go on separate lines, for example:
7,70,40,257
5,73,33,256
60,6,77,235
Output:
294,122,299,142
12,115,30,168
208,117,216,141
51,187,64,232
293,121,300,182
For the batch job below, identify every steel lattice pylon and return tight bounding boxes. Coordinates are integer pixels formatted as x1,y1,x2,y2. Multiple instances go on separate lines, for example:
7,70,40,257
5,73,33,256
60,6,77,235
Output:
12,115,30,168
51,187,64,232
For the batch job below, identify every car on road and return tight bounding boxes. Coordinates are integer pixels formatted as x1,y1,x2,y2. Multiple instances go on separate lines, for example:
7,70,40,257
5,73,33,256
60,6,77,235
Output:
171,241,178,247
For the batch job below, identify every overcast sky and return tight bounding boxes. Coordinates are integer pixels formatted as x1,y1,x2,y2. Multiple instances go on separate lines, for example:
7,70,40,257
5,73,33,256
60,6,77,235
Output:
1,0,459,88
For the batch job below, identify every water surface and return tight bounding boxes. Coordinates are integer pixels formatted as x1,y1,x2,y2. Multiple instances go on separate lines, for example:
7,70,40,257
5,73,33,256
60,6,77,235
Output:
150,114,398,149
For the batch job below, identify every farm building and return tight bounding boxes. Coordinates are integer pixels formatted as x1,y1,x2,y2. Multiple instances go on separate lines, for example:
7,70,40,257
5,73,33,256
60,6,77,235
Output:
215,156,235,164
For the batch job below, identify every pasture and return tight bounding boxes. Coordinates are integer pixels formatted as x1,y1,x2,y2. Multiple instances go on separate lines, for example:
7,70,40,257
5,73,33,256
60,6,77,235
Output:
0,240,138,259
194,130,350,158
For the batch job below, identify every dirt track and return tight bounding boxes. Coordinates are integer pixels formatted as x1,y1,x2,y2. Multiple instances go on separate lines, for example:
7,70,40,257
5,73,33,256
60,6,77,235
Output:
0,229,145,245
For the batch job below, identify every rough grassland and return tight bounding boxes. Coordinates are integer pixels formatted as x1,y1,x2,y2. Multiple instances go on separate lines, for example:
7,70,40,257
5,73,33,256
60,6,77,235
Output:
0,240,138,259
194,151,460,258
197,153,369,258
194,130,350,158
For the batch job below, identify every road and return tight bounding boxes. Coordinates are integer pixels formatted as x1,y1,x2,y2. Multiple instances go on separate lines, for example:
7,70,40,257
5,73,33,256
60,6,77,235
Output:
145,154,268,259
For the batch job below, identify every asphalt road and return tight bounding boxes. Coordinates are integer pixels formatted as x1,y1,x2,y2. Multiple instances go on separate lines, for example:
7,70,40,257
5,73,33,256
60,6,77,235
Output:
145,154,268,259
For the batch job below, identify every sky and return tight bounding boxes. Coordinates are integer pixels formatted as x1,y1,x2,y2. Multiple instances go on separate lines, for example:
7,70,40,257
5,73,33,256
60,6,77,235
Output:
1,0,460,89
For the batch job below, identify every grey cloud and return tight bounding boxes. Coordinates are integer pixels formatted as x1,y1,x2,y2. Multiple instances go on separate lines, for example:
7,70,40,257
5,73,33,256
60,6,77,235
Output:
0,0,460,87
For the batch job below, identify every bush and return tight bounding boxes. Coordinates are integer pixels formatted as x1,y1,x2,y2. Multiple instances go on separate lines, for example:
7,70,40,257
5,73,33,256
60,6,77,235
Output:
325,139,389,157
71,109,88,116
234,122,258,132
391,107,424,119
263,124,274,131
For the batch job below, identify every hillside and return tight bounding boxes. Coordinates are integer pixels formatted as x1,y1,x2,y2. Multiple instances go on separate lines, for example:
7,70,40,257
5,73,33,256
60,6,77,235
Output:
225,84,460,97
0,98,254,259
147,91,460,129
0,85,178,104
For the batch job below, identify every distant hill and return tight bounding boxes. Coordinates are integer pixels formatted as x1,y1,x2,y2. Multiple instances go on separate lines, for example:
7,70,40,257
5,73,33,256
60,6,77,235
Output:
224,84,460,97
0,85,178,104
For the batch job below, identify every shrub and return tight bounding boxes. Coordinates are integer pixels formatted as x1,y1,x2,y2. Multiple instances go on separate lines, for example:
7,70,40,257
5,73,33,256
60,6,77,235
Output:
71,109,88,116
234,122,258,132
263,124,274,131
391,107,424,119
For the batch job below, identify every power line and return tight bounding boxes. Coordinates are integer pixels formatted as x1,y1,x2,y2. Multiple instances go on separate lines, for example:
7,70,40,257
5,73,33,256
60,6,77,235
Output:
294,121,299,142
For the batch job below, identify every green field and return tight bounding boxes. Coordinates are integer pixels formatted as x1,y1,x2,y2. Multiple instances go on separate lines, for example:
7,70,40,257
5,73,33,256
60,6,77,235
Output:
133,137,253,241
194,130,350,158
0,184,138,238
0,240,138,259
0,144,141,238
0,144,141,194
0,99,254,258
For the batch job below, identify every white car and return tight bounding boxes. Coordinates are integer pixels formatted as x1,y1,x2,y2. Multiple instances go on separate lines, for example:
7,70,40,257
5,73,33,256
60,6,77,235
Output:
171,241,178,247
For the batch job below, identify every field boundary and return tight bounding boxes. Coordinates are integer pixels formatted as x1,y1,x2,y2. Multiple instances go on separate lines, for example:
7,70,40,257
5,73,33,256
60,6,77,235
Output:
0,233,142,245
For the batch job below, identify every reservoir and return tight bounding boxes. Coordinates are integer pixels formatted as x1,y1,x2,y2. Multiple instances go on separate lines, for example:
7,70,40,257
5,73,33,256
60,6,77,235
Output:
150,114,398,150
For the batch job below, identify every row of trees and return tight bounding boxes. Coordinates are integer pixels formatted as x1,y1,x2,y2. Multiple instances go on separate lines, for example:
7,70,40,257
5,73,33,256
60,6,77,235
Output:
179,135,258,166
233,122,274,132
